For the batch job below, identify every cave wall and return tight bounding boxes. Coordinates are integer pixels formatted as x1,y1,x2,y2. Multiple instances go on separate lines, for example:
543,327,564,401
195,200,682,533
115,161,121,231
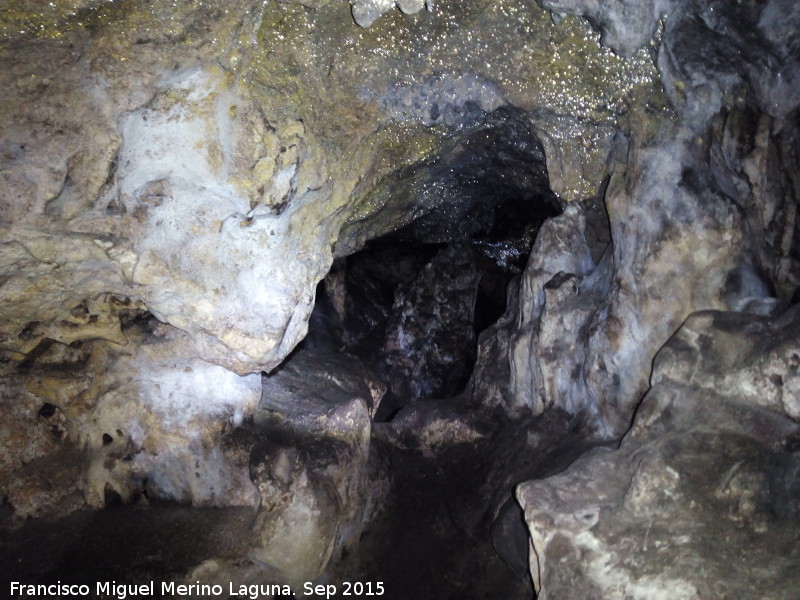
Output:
468,0,800,437
0,0,660,515
0,0,799,596
506,0,800,596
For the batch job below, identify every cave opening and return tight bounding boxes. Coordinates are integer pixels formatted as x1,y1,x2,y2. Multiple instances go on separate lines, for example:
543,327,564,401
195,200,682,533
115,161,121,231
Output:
4,0,800,596
310,105,563,420
0,103,575,600
253,106,575,598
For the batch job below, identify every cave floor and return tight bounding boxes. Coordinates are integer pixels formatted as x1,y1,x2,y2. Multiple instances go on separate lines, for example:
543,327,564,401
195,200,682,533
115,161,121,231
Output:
0,410,595,600
330,409,596,600
0,505,257,588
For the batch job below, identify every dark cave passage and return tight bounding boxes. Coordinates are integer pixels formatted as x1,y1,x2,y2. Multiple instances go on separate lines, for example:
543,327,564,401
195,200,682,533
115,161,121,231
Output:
321,105,563,420
331,414,595,600
4,0,800,597
274,106,572,598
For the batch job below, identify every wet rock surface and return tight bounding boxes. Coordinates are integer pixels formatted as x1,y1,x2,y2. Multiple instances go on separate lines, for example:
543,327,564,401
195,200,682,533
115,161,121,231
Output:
0,0,654,381
252,339,381,586
336,106,562,257
378,244,481,408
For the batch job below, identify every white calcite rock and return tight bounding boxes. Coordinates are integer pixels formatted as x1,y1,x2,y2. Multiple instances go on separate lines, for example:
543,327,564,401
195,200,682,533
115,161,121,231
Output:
81,323,263,508
0,57,333,376
396,0,427,15
112,65,331,374
352,0,430,27
252,344,377,586
352,0,396,28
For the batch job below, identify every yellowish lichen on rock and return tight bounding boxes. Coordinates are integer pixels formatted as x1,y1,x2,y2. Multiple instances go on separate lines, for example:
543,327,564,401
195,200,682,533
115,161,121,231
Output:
243,0,663,202
0,0,91,41
0,0,668,384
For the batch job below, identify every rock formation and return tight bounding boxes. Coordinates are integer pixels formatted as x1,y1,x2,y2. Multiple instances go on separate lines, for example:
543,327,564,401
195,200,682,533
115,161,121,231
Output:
518,307,800,598
0,0,798,598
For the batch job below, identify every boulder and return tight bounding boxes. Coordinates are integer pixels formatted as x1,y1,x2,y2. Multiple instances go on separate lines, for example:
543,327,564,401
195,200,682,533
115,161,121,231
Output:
252,342,383,586
518,306,800,599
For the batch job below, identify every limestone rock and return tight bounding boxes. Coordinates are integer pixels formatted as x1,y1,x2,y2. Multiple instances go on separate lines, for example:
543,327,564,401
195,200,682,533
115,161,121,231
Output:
82,322,263,509
539,0,800,122
352,0,396,28
380,244,480,404
337,107,560,257
0,0,659,386
0,0,660,540
378,73,506,128
0,2,312,375
352,0,430,27
249,450,341,588
654,308,800,420
538,0,670,57
0,396,84,522
474,0,800,436
2,0,798,593
517,306,800,599
396,0,427,15
253,343,380,586
507,201,596,416
659,0,800,123
0,297,263,517
379,398,491,457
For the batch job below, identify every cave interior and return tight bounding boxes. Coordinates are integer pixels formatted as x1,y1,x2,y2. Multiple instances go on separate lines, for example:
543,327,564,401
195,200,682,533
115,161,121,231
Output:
0,0,799,599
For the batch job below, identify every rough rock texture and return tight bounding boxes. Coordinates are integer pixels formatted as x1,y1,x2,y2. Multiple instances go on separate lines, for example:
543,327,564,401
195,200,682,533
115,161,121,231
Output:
469,0,800,438
352,0,430,28
0,1,305,375
81,322,263,509
0,0,658,377
657,309,800,420
518,306,800,599
658,0,800,124
336,106,561,257
379,244,480,404
253,340,384,587
539,0,668,57
1,0,799,597
0,307,265,526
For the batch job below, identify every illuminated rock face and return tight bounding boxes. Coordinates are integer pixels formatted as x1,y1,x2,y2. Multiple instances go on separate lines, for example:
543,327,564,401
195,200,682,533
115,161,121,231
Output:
113,65,330,375
468,0,800,436
509,0,800,595
0,0,658,519
0,61,331,377
351,0,429,28
0,0,659,379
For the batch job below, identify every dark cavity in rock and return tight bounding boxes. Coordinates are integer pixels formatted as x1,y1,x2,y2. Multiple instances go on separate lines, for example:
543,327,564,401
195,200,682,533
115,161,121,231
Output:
251,105,567,596
321,106,562,419
38,403,57,418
